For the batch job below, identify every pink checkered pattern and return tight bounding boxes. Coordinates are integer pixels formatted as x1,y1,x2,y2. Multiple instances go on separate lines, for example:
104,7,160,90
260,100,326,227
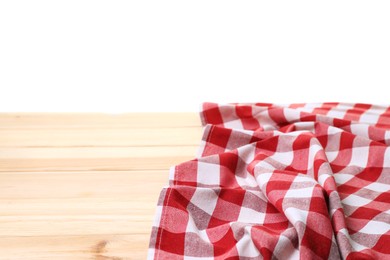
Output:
148,103,390,259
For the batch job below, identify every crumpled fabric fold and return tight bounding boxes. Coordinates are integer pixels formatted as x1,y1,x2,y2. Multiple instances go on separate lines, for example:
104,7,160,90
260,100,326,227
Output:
148,103,390,260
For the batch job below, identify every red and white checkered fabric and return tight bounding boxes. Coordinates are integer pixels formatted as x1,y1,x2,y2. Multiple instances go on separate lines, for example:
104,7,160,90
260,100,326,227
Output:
148,102,390,259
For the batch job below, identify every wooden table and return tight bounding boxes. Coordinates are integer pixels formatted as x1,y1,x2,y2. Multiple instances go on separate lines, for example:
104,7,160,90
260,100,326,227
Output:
0,113,202,259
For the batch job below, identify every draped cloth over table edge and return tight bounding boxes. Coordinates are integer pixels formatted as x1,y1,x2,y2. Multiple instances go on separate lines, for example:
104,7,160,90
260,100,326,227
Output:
148,102,390,260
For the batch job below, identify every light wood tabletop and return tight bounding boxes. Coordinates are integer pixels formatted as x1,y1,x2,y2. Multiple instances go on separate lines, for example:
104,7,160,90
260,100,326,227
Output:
0,113,202,259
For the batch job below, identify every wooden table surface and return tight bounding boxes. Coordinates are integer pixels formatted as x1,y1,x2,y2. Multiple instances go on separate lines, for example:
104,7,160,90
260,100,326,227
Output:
0,113,202,259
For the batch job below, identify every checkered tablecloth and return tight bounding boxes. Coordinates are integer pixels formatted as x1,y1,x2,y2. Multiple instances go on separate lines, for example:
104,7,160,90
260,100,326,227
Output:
148,103,390,259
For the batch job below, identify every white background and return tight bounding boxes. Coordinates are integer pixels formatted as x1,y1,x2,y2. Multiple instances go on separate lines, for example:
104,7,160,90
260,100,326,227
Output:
0,1,389,112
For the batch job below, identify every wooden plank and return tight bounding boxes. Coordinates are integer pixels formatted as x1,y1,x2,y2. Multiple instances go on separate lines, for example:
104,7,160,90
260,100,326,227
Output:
0,197,161,216
0,171,164,233
0,234,149,259
0,170,167,200
0,113,200,259
0,171,165,258
0,146,198,171
0,127,202,147
0,216,154,236
0,146,198,159
0,113,201,128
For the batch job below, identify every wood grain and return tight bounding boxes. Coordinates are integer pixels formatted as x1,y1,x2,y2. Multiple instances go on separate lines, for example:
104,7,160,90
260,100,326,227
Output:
0,147,198,172
0,127,202,147
0,113,201,259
